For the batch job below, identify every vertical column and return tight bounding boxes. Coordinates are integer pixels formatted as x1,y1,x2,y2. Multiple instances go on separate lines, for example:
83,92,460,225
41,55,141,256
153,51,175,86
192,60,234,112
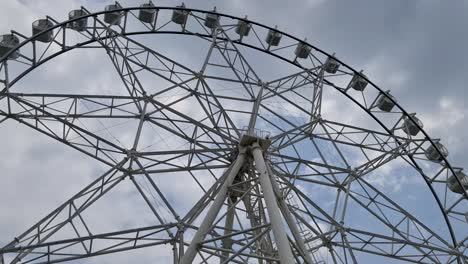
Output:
180,150,246,264
247,83,264,136
178,227,184,261
310,66,325,120
266,165,314,264
220,199,236,263
172,241,178,264
251,142,294,263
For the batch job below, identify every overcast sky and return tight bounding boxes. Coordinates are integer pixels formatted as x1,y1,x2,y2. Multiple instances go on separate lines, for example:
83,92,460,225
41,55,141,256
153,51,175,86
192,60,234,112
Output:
0,0,467,263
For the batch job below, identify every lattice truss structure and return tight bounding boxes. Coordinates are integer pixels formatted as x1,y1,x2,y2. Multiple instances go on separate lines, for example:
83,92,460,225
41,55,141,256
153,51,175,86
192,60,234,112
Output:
0,2,467,264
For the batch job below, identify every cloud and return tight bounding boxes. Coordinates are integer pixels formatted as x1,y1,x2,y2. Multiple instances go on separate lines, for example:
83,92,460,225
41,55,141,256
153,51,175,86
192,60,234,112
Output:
0,1,466,263
419,96,467,160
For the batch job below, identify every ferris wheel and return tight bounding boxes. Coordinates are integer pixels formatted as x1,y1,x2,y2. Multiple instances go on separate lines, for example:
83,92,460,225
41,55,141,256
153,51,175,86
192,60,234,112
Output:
0,2,467,263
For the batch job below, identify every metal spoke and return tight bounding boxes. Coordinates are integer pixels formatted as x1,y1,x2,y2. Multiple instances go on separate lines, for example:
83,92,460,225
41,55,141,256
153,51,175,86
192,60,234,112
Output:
0,4,465,264
1,159,129,263
1,224,176,264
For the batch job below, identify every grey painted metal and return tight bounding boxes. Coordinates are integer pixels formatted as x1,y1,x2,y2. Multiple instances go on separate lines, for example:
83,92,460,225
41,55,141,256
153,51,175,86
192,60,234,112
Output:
104,4,123,25
68,9,88,31
0,4,466,264
324,56,340,74
266,163,314,264
247,84,265,136
138,3,157,24
403,115,424,136
205,8,220,28
376,91,396,112
266,28,282,47
179,150,246,264
220,199,236,263
32,19,54,42
252,142,295,263
236,18,251,37
3,159,129,263
425,141,449,162
172,3,189,25
295,41,311,59
448,171,468,194
349,72,368,91
0,34,20,59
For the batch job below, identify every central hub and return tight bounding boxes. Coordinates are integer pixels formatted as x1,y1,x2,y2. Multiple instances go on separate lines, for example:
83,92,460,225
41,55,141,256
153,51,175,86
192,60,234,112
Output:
239,131,271,151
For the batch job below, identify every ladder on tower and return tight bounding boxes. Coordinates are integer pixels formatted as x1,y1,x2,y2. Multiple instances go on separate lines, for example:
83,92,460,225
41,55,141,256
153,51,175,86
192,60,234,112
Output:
245,191,276,258
280,183,325,264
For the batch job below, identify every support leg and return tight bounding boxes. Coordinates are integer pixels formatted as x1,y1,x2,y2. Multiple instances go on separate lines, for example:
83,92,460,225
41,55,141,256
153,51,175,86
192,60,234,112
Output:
220,198,236,263
266,164,314,264
180,150,246,264
251,142,294,263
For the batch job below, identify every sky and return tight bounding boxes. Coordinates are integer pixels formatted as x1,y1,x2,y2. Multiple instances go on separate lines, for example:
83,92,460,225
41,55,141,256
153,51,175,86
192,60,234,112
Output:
0,0,467,263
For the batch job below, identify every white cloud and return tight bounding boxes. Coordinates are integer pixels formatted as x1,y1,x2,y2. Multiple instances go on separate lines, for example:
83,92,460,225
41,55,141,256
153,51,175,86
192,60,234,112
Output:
420,96,467,154
0,1,466,263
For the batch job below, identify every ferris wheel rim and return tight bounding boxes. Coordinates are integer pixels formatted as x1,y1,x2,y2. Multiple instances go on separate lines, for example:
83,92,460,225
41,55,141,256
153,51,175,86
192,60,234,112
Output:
0,5,459,175
0,4,466,262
